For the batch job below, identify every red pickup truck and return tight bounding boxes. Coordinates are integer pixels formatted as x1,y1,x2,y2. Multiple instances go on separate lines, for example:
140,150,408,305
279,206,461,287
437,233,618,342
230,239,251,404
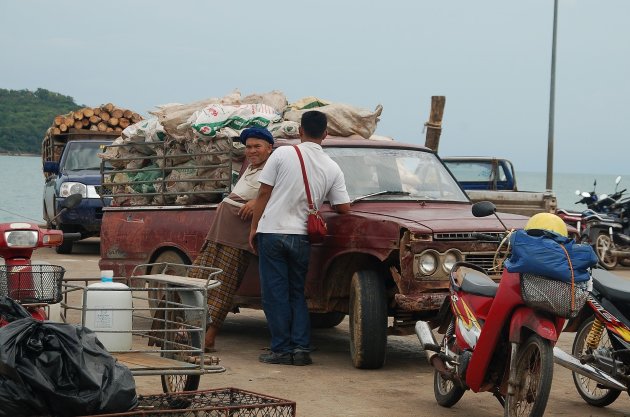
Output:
99,137,527,369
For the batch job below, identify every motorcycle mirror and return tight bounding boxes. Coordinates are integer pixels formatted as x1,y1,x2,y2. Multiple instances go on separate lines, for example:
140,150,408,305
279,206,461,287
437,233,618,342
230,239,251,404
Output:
472,201,496,218
575,189,581,195
616,176,621,184
581,192,591,198
48,194,83,228
600,194,608,200
61,193,83,210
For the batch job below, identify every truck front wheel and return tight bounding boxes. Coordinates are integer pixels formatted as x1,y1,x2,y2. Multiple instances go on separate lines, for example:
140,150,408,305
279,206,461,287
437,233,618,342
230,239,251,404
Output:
349,270,387,369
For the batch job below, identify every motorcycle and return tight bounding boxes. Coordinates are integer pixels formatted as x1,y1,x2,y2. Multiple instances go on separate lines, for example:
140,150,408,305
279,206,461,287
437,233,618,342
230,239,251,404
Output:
555,267,630,407
0,194,82,322
416,202,595,417
574,177,626,214
581,196,630,270
556,176,626,235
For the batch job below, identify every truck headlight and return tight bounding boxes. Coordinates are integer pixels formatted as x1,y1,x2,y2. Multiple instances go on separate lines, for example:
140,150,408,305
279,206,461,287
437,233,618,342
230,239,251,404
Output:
60,182,87,198
5,230,38,247
443,250,463,273
414,251,438,276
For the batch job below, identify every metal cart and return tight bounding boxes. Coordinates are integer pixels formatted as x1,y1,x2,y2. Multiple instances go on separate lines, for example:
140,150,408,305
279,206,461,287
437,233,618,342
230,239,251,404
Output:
61,263,225,393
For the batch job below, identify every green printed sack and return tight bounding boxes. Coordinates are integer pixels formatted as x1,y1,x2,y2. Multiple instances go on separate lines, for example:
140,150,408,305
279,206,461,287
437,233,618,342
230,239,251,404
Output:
190,104,281,138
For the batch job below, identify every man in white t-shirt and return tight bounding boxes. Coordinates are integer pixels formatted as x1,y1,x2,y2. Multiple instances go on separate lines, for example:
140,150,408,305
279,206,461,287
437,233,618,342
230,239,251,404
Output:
249,111,350,366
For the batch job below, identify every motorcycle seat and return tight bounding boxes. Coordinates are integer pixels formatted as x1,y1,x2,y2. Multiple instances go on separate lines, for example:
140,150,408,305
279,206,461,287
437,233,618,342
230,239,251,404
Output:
556,208,583,217
454,264,498,298
592,268,630,304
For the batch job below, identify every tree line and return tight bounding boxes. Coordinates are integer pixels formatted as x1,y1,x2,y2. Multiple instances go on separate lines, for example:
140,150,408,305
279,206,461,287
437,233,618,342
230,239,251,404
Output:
0,88,80,154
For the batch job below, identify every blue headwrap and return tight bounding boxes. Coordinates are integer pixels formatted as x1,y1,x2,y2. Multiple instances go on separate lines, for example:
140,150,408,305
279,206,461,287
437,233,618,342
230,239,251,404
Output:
239,127,274,145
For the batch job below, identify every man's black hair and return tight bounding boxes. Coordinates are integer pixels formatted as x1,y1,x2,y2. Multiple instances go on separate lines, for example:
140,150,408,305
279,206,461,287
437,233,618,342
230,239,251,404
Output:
301,110,328,139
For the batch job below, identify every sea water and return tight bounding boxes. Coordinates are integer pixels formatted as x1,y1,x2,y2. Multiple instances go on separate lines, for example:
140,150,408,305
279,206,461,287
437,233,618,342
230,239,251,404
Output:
0,154,628,223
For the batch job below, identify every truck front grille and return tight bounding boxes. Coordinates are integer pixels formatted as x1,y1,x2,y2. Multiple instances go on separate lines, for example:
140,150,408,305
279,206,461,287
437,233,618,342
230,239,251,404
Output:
463,252,504,276
434,232,505,241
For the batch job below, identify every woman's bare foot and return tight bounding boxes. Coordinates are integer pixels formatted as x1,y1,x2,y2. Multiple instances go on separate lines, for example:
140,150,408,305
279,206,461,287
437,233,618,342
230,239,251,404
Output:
205,325,219,352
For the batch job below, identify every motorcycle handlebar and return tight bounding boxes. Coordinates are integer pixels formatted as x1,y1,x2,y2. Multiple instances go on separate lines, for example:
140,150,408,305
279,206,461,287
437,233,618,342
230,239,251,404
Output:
63,233,82,242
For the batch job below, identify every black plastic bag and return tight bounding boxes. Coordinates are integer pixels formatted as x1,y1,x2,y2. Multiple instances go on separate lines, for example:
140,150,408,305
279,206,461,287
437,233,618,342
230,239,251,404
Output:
0,318,137,417
0,296,31,323
0,374,48,417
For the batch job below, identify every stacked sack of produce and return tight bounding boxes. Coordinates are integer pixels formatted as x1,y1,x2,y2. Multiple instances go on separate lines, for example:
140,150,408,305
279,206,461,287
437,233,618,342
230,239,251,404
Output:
99,90,383,206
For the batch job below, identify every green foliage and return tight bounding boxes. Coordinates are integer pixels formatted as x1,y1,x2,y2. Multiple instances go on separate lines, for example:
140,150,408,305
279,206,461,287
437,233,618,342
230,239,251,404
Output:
0,88,81,154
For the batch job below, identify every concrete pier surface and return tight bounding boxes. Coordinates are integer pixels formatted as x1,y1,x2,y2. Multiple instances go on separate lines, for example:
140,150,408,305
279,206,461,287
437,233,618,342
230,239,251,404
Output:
26,239,630,417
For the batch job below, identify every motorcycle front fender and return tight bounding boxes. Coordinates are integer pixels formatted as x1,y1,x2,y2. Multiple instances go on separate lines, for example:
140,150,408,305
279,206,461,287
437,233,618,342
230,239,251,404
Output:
509,306,564,344
584,224,617,243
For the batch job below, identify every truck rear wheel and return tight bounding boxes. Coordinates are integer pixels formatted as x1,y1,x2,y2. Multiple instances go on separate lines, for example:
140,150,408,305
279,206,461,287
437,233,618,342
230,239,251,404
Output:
349,270,387,369
148,250,190,320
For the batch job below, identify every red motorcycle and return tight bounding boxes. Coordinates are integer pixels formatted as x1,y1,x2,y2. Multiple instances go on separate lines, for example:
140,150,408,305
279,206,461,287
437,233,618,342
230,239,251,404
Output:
416,202,594,417
0,194,81,322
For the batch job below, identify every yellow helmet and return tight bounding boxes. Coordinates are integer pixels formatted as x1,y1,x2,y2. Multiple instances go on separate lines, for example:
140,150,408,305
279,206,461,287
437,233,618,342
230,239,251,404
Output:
525,212,568,237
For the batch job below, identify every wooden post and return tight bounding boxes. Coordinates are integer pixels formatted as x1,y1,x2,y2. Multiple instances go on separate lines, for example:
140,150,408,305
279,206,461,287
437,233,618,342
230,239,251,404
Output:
424,96,446,153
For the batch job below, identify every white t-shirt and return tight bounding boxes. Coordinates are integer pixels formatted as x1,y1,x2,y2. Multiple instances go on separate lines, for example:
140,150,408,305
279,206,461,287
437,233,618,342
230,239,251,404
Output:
256,142,350,235
223,165,264,208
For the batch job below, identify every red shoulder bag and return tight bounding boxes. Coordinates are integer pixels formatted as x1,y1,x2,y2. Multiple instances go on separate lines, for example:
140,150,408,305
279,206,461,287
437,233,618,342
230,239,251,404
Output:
293,145,327,244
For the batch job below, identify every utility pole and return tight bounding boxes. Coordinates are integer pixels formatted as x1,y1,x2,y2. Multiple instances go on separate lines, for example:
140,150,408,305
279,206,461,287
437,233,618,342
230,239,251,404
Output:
546,0,558,190
424,96,446,153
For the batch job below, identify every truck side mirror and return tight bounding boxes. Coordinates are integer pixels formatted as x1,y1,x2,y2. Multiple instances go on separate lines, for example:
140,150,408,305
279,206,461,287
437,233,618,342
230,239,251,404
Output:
43,161,60,175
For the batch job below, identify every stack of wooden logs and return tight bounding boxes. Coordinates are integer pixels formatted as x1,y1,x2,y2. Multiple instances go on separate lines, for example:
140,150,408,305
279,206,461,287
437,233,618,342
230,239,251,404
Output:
49,103,143,135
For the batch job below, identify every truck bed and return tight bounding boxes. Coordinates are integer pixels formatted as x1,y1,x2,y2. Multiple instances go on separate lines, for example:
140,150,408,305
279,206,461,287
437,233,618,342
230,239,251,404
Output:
466,189,557,217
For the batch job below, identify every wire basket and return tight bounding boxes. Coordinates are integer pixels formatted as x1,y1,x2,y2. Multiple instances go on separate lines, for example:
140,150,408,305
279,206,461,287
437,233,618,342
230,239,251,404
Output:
520,273,589,319
0,264,65,304
81,388,296,417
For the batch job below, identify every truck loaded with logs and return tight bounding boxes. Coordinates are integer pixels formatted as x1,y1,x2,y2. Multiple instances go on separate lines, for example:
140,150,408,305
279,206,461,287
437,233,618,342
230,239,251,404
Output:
41,103,142,253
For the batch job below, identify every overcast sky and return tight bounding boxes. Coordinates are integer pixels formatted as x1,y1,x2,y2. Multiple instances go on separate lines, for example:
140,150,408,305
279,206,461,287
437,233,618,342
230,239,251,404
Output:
1,0,628,175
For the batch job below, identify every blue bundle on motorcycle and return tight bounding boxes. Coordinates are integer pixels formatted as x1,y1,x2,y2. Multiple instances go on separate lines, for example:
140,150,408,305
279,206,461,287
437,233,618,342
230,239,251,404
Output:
504,229,598,283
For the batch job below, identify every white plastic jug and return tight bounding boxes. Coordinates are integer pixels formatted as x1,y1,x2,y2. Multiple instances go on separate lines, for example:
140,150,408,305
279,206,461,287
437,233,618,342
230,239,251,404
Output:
85,270,133,351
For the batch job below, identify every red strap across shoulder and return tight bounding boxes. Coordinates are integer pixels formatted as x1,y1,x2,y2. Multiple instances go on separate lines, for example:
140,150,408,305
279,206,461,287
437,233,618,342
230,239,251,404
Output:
293,145,314,210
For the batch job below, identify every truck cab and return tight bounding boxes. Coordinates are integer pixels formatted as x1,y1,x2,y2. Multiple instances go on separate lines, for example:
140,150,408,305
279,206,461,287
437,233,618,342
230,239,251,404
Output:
442,156,517,191
43,138,113,253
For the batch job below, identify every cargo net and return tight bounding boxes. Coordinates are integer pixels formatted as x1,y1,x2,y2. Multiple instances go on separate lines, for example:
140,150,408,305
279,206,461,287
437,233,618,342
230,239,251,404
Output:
520,273,589,319
86,388,296,417
0,264,65,304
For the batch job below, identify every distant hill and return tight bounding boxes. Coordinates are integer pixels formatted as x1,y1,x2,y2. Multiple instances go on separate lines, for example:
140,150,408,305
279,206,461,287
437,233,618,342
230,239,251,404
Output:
0,88,81,154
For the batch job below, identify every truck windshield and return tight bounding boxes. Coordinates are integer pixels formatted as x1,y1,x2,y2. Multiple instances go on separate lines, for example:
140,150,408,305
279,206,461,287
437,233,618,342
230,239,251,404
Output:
63,142,112,171
325,147,468,202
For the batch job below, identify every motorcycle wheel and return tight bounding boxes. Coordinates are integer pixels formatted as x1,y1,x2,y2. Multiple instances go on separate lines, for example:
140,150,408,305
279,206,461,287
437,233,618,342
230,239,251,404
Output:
504,334,553,417
595,234,618,270
433,320,465,407
571,318,621,407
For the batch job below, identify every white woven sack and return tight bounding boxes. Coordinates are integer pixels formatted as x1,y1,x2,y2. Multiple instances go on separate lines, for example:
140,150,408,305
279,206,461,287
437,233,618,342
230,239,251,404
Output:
284,103,383,138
